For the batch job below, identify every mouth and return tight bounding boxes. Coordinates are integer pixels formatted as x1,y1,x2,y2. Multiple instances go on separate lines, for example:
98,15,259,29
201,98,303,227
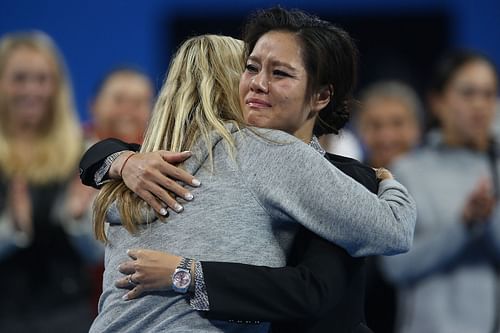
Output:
245,97,272,109
14,96,46,113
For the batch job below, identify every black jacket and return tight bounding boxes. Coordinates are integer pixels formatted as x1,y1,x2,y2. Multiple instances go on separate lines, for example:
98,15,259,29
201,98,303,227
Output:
79,139,377,333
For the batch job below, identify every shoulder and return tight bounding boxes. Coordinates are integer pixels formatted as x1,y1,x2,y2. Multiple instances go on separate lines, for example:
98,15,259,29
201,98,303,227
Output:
325,153,378,193
233,129,337,186
326,153,368,169
234,127,313,158
237,127,300,146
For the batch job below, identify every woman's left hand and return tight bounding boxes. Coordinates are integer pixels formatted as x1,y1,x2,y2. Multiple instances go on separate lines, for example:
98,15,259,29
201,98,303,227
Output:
116,248,182,300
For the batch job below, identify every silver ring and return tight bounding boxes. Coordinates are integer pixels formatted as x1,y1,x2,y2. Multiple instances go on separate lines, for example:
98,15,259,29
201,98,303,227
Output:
127,274,138,287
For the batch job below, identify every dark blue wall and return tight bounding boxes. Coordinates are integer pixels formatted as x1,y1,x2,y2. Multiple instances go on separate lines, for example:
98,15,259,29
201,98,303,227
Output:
1,0,498,121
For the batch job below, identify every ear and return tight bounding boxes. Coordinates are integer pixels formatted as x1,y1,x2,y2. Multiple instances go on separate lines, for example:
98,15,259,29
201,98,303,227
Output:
310,85,333,113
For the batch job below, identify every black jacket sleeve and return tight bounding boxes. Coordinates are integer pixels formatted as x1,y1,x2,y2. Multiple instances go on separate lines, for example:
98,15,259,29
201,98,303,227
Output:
202,232,361,322
79,138,140,188
200,154,378,324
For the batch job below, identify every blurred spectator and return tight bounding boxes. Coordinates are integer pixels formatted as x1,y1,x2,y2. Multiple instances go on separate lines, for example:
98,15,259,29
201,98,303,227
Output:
86,67,153,144
381,50,499,333
0,31,99,332
354,80,423,333
75,68,152,220
80,67,153,312
355,80,422,168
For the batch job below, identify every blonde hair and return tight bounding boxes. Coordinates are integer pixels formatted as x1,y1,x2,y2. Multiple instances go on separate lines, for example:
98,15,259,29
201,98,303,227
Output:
93,34,246,242
0,31,82,183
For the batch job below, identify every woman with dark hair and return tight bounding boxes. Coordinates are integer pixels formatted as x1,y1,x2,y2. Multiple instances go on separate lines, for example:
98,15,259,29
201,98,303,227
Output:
82,7,415,333
381,50,499,333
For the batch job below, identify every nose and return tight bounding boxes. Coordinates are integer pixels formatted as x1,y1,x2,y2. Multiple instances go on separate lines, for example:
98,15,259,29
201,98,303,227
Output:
249,71,269,94
21,74,46,95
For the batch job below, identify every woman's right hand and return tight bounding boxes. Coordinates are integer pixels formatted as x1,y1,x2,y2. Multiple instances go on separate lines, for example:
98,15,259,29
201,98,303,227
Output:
109,151,201,215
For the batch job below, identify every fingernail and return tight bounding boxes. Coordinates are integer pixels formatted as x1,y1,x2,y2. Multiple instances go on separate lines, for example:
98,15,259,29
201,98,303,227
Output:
184,193,193,201
192,179,201,187
160,208,168,216
174,203,184,212
182,151,192,155
122,294,129,301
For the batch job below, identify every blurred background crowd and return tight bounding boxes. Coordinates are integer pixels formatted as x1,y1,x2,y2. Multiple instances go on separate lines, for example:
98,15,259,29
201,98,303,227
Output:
0,0,499,332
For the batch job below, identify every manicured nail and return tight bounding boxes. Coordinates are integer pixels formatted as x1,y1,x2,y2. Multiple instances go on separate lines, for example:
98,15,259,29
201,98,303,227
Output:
160,208,168,216
122,294,129,301
192,179,201,186
182,151,192,156
174,203,184,213
184,193,193,201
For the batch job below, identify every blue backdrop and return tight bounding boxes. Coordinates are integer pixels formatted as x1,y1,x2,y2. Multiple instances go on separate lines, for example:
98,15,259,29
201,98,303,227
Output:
1,0,498,121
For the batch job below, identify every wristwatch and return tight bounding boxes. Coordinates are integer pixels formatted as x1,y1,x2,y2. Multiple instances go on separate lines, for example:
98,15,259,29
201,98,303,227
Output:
172,257,193,294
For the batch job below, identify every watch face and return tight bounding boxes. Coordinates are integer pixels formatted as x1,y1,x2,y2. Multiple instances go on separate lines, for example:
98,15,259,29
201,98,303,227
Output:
173,270,191,288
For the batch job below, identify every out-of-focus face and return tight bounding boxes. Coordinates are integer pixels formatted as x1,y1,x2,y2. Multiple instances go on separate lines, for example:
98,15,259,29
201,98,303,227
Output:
0,47,56,131
434,61,498,148
92,72,153,143
357,97,420,167
239,31,321,141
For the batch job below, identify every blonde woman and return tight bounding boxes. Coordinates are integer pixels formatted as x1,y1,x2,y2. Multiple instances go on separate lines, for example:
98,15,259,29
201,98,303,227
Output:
89,34,415,333
0,31,99,332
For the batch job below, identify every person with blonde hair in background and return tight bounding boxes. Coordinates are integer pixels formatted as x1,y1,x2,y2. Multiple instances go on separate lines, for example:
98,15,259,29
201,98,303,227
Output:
0,31,99,332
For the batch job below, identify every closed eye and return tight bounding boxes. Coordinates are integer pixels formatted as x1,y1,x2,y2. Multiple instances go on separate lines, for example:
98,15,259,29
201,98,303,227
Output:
273,70,292,77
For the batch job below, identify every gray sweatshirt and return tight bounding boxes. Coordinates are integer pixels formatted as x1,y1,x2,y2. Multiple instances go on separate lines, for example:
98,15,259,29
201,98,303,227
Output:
381,135,500,333
90,126,416,333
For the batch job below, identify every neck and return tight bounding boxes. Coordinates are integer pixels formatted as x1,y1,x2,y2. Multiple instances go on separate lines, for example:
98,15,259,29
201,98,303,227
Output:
442,129,489,151
293,118,315,144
